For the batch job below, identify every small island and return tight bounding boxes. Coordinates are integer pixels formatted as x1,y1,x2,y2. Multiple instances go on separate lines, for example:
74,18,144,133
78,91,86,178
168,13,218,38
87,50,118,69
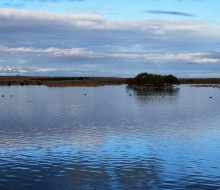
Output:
126,73,179,89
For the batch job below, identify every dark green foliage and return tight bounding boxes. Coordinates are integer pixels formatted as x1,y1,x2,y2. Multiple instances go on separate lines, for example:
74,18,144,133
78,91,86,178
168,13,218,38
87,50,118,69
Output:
164,75,180,85
127,73,179,86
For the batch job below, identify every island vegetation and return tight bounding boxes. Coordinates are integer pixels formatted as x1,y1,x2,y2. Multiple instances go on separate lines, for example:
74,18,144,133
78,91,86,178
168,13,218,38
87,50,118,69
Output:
126,73,179,88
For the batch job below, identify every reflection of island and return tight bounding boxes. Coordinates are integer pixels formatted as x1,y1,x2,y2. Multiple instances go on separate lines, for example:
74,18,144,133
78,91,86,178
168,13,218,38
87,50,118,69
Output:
127,85,180,99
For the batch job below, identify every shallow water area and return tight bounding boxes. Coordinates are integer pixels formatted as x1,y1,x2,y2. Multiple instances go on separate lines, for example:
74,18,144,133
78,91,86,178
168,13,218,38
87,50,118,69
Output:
0,85,220,189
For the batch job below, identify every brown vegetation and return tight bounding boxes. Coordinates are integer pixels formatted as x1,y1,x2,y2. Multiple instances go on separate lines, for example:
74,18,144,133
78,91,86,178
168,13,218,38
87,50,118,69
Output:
0,76,127,87
179,78,220,84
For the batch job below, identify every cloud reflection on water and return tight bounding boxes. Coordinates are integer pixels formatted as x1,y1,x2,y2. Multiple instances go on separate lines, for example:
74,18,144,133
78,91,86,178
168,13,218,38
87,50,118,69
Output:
0,85,220,189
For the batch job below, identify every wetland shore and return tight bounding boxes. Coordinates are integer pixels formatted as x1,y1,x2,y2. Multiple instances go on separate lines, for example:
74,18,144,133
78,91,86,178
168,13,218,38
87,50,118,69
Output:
0,76,220,87
0,76,127,87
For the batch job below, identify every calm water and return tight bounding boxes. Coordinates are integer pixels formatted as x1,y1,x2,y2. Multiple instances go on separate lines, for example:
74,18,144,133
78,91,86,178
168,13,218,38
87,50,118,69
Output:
0,85,220,190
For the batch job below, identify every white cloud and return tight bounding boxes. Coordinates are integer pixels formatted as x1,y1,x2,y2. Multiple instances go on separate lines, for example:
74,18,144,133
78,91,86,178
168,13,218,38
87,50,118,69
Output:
73,7,113,14
0,8,102,21
0,8,220,77
1,45,219,64
0,8,219,32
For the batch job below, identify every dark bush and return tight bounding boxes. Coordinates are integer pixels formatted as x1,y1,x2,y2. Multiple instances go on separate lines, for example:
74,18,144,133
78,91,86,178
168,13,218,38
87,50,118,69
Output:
127,73,179,86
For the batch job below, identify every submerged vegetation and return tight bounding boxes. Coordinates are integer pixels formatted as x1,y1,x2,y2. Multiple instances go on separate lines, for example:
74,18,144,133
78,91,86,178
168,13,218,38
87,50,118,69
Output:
127,73,179,87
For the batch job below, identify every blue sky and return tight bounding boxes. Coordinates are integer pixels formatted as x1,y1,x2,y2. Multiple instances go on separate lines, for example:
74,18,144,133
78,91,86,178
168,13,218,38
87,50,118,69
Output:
1,0,219,20
0,0,220,77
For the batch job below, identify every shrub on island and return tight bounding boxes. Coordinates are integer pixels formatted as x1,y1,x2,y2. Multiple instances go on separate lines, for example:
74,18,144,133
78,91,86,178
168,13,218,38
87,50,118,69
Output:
127,73,179,86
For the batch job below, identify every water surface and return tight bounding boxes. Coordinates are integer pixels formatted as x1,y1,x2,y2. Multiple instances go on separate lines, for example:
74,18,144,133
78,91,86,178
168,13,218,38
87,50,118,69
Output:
0,85,220,189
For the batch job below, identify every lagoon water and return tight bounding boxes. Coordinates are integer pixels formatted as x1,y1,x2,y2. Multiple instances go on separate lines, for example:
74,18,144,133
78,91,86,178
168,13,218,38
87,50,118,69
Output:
0,85,220,189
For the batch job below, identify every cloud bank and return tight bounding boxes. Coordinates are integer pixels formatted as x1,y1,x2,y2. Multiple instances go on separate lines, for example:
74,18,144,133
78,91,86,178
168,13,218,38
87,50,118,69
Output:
0,8,220,77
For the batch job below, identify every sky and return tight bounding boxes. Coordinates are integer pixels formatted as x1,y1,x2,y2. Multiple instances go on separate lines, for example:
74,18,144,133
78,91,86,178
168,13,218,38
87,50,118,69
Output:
0,0,220,77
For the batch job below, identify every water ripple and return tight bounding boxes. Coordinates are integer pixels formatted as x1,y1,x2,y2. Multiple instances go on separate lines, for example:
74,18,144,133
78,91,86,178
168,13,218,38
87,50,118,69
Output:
0,85,220,189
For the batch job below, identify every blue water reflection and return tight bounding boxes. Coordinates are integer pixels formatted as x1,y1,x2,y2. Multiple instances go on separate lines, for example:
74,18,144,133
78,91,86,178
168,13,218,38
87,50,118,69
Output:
0,85,220,189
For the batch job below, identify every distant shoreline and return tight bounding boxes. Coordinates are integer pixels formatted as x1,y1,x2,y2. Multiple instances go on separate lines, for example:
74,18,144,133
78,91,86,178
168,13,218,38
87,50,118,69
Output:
0,76,220,87
0,76,127,87
178,78,220,84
